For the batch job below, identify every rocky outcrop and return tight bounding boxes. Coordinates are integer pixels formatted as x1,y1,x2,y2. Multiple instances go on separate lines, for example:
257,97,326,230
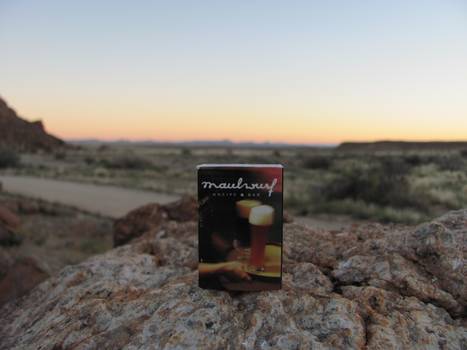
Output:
113,195,197,247
0,208,465,349
0,257,48,306
337,141,467,152
0,96,65,152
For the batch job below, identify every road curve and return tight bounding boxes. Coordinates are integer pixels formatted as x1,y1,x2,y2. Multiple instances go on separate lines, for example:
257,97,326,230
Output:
0,175,179,218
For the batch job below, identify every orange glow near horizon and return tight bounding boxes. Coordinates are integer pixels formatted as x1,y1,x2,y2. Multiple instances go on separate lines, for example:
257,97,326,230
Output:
7,94,466,145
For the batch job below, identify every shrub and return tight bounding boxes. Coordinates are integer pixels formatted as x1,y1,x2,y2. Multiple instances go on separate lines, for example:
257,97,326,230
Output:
54,151,66,160
84,156,95,165
318,156,433,213
102,154,152,170
404,154,423,166
180,148,192,156
272,150,281,158
302,155,332,170
433,153,465,172
0,148,20,168
314,199,426,224
323,157,409,204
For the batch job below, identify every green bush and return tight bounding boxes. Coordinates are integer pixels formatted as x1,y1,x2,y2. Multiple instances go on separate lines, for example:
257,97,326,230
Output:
0,148,20,168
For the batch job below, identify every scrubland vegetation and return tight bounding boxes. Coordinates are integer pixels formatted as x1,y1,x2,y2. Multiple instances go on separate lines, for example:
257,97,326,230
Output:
3,144,466,223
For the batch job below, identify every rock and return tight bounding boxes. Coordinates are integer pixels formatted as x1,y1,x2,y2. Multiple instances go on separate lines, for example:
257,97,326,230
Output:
0,210,465,349
0,248,14,277
0,96,66,152
0,256,48,307
113,195,197,247
0,205,20,229
0,224,22,246
331,210,467,317
163,195,198,222
283,210,294,223
17,200,40,215
113,202,166,247
341,286,465,349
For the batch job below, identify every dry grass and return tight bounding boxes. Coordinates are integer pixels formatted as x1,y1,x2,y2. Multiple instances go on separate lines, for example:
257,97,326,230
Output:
3,144,466,223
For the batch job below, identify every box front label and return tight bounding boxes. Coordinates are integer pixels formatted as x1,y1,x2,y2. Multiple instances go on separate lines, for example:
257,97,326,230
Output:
198,165,283,291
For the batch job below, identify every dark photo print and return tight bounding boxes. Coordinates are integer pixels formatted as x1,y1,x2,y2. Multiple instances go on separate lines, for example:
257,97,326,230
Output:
198,164,283,291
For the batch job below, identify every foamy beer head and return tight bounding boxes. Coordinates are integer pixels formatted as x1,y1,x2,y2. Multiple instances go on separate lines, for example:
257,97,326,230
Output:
249,205,274,226
236,199,261,219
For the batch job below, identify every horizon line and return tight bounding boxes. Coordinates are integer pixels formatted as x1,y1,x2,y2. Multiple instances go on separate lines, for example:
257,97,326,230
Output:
65,138,467,146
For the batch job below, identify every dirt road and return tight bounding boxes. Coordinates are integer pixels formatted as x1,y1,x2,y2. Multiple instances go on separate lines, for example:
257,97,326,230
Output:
0,175,179,218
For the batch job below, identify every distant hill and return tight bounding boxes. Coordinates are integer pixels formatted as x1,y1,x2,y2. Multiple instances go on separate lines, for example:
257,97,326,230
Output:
0,97,65,152
337,141,467,152
70,139,336,149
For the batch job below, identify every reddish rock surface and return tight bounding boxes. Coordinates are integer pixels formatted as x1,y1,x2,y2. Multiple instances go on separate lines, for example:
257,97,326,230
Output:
0,257,48,306
113,195,197,247
0,205,20,229
0,207,465,349
163,195,198,222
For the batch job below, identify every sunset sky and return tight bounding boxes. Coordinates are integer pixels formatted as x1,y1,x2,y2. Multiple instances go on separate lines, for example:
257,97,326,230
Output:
1,1,466,144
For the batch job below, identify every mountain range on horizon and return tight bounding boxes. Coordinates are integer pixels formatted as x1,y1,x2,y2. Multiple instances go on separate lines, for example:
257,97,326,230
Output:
1,96,466,152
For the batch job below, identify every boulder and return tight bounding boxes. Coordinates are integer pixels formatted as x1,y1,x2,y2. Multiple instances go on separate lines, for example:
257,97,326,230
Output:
163,195,198,222
0,209,465,349
113,203,167,247
113,195,197,247
0,256,48,307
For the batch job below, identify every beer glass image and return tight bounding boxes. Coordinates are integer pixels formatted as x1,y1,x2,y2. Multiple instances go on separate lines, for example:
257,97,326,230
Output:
235,199,261,248
248,205,274,271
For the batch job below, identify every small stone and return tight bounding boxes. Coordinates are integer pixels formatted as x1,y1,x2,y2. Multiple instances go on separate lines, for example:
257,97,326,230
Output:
0,205,20,229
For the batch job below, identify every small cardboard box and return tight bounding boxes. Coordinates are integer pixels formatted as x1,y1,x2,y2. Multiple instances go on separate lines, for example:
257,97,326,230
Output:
198,164,283,291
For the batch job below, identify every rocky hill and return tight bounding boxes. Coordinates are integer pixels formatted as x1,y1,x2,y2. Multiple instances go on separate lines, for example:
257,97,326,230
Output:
0,198,465,349
337,141,467,152
0,97,65,151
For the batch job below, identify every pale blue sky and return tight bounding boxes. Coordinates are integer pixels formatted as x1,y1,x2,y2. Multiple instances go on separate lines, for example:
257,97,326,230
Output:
1,1,466,142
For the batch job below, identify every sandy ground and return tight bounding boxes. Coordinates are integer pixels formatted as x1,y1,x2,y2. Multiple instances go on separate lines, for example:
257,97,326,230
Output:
0,175,179,218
